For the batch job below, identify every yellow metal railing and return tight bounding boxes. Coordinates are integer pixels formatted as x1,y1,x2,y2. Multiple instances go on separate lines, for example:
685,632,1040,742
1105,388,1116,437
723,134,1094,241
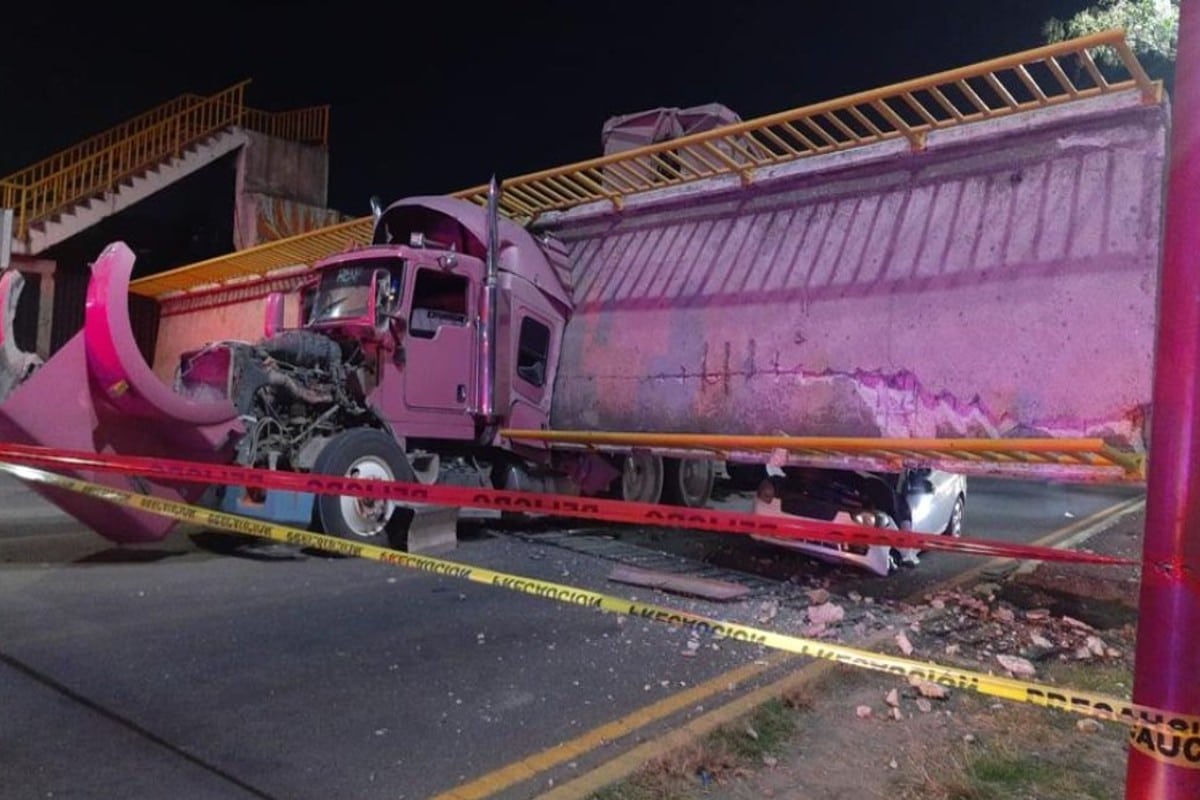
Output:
243,105,330,147
2,93,205,192
456,29,1160,217
2,82,331,247
127,28,1158,299
130,215,374,296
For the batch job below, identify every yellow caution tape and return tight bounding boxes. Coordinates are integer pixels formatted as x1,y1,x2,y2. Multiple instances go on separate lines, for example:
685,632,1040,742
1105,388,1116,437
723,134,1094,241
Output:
3,460,1196,769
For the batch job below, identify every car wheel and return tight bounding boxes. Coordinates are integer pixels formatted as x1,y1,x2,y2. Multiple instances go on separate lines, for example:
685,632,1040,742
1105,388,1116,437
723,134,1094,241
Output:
944,495,965,538
312,428,415,548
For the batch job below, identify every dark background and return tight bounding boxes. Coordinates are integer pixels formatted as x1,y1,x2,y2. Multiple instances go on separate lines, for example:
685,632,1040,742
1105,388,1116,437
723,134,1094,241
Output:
1,1,1103,274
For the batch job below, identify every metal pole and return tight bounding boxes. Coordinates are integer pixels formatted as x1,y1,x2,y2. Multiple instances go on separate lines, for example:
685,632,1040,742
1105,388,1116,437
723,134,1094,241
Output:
1125,3,1200,796
478,176,501,420
1,208,12,270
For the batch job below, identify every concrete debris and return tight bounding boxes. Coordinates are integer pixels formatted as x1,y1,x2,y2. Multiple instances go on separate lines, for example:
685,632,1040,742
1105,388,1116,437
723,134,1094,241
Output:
996,654,1037,677
805,588,830,605
909,678,950,699
913,590,1125,669
1077,718,1104,734
885,689,900,707
889,707,903,721
856,705,873,719
916,698,933,713
1062,615,1094,631
807,602,845,626
1030,633,1054,649
895,631,914,655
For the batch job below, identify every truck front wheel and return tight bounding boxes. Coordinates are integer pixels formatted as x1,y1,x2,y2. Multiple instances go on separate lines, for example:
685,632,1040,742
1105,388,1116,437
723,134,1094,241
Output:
311,428,415,548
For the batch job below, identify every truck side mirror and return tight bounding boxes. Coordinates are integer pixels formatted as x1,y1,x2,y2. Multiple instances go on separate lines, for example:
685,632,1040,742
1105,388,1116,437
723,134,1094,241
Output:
264,292,285,338
371,268,395,330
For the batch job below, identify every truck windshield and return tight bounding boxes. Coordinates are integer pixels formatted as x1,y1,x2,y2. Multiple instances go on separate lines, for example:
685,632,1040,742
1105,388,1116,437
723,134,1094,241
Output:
308,259,403,325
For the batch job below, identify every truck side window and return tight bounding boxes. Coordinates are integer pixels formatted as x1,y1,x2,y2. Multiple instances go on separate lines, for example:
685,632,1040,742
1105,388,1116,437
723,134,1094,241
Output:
517,317,550,387
410,268,468,339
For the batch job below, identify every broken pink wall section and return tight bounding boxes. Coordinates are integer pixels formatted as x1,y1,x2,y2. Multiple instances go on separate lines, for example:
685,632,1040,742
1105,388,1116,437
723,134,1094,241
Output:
152,274,307,382
541,91,1167,453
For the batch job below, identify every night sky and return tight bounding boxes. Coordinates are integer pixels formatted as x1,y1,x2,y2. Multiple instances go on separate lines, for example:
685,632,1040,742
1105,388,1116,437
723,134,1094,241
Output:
1,1,1102,273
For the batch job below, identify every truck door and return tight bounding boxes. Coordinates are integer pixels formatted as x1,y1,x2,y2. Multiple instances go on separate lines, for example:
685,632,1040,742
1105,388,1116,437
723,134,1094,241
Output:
403,265,475,412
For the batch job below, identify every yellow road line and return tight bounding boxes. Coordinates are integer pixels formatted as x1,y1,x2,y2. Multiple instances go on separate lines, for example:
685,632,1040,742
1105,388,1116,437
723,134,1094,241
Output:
510,494,1148,799
429,652,795,800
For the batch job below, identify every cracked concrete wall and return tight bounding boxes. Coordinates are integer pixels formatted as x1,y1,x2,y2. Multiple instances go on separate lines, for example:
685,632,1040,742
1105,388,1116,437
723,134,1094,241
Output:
543,96,1167,451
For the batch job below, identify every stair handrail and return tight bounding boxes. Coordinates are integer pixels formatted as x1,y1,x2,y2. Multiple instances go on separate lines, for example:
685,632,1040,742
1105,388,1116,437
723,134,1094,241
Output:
242,105,331,148
0,92,206,190
454,28,1160,219
4,81,252,244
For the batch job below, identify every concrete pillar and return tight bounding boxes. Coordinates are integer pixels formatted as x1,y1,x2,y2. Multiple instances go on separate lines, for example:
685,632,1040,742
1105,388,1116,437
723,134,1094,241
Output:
8,255,56,360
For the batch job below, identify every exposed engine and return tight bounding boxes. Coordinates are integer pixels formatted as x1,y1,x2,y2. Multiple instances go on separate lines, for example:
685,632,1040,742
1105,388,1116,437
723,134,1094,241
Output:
175,329,379,471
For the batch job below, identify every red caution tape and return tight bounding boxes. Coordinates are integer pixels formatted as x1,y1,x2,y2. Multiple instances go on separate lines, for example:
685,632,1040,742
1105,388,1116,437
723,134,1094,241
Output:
0,441,1134,567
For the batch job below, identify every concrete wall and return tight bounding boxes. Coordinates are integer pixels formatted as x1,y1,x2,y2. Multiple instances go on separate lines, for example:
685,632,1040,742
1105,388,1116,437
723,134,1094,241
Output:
234,192,347,250
542,92,1167,452
232,129,337,249
152,275,306,382
237,130,328,206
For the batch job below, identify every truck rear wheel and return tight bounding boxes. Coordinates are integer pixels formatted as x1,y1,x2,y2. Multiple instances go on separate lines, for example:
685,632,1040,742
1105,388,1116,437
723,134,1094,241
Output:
311,428,415,548
663,458,715,508
620,452,664,504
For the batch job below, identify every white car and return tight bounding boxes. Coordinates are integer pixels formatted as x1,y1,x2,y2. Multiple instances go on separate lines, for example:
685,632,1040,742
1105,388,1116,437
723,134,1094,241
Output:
749,467,967,576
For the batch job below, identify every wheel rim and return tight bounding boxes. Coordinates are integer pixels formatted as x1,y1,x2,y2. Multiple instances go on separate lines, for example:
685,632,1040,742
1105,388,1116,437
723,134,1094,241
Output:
622,453,662,503
947,498,964,537
676,460,712,506
338,455,395,537
681,460,705,503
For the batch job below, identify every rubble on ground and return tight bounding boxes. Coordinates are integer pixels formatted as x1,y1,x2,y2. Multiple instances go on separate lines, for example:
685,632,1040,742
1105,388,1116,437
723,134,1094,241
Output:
902,585,1133,677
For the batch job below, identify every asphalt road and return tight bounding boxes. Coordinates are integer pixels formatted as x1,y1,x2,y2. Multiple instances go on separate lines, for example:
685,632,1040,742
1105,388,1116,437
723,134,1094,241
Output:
0,474,1144,799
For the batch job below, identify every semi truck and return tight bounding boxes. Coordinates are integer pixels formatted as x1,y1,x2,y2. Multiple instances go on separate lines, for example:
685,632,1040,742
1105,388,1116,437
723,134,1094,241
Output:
153,181,965,573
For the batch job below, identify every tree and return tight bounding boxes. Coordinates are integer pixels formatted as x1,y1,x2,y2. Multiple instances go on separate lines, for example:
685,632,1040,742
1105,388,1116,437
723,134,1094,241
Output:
1044,0,1179,70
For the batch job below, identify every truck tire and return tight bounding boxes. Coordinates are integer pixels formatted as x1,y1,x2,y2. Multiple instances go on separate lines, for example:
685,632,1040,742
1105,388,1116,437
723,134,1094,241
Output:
620,452,664,504
663,458,715,508
311,428,416,548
